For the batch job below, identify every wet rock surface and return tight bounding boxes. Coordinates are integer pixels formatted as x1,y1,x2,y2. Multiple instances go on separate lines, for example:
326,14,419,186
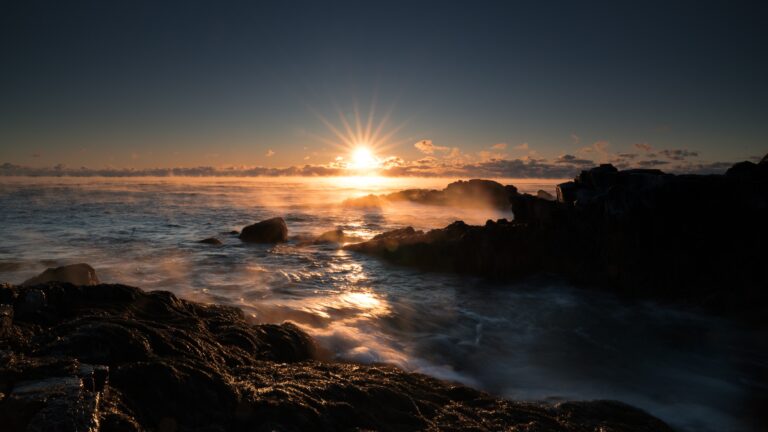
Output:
0,282,671,431
198,237,223,245
344,179,518,210
239,217,289,243
21,263,100,287
346,158,768,321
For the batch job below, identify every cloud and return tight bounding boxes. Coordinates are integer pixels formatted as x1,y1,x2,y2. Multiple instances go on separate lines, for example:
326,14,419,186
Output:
617,153,638,159
570,134,580,145
447,148,462,159
659,149,698,160
513,143,529,150
578,141,609,158
634,143,653,152
593,140,610,153
414,140,449,155
491,143,508,150
637,159,670,167
555,154,594,165
265,149,275,157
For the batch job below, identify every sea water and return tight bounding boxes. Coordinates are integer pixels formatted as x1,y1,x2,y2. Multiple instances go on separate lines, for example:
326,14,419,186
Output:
0,176,765,431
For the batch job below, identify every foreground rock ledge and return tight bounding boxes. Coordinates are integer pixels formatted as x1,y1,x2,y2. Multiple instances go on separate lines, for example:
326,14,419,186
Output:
0,282,670,431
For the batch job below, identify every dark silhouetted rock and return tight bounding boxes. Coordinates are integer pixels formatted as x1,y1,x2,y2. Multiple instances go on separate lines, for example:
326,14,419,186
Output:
0,282,671,431
239,217,288,243
536,190,555,201
578,164,618,189
346,158,768,322
726,161,758,178
344,179,518,210
198,237,223,245
556,181,578,203
22,263,100,287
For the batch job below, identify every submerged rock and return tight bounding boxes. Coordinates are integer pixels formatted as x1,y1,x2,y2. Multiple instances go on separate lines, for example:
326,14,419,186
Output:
198,237,223,245
343,179,518,210
346,157,768,321
239,217,288,243
0,282,672,431
312,228,363,245
21,263,100,287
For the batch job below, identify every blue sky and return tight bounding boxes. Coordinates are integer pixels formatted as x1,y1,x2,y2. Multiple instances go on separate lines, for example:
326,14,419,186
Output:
1,0,765,175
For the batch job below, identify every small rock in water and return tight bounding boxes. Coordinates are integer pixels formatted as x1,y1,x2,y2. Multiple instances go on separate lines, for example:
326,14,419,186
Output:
313,229,364,245
198,237,223,245
22,263,100,286
239,217,288,243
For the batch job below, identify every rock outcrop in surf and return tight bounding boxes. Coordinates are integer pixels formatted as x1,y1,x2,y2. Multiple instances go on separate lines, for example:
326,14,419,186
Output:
346,157,768,320
239,217,289,243
343,179,518,210
21,263,100,287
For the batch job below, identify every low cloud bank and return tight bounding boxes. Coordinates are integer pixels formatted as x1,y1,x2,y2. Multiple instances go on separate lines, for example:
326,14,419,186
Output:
0,157,741,178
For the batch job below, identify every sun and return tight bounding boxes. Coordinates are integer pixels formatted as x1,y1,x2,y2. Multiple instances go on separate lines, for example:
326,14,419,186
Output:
350,146,379,171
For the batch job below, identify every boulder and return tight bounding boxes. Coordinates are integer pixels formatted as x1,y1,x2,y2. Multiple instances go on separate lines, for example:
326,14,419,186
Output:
21,263,100,286
238,217,288,243
556,181,578,203
536,190,555,201
198,237,223,245
578,164,619,190
726,161,758,178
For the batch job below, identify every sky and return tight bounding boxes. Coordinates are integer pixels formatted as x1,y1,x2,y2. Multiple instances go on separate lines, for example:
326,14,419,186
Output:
1,0,766,177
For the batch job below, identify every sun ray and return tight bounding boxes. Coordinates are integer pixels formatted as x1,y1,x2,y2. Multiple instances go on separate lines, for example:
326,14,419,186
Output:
336,108,358,148
311,108,355,149
354,102,364,144
364,94,376,144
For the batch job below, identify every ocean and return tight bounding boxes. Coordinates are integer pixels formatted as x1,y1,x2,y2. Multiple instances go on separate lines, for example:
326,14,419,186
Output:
0,176,765,431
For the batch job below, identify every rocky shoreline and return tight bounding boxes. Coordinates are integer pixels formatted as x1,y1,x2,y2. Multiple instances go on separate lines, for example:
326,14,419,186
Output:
0,280,672,431
2,157,765,430
346,156,768,321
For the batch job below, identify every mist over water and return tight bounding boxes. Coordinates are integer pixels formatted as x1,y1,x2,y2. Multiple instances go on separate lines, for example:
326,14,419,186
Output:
1,176,765,431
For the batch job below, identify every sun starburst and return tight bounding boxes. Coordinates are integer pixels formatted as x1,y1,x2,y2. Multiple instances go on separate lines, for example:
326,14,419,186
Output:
307,98,412,174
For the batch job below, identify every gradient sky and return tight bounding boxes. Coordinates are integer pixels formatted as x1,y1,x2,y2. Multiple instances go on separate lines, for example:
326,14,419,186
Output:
1,0,766,173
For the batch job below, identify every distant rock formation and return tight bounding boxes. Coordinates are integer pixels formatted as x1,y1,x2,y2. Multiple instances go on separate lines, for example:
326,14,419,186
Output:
343,179,519,210
346,156,768,320
21,263,100,286
239,217,288,243
0,282,672,431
